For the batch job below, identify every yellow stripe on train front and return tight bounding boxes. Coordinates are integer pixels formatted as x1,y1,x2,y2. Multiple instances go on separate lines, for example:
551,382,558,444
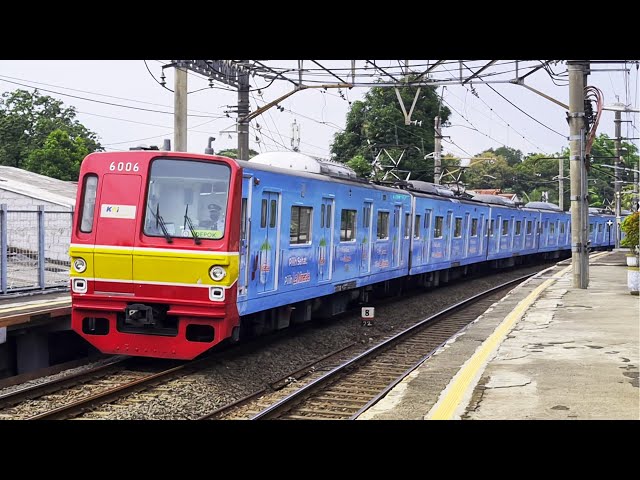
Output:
133,253,238,287
69,246,239,287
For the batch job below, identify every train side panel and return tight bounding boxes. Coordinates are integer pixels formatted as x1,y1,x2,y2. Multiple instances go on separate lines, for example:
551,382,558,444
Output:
236,166,412,317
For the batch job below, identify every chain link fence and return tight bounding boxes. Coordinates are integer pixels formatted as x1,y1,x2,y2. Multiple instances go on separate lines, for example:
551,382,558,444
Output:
0,204,72,294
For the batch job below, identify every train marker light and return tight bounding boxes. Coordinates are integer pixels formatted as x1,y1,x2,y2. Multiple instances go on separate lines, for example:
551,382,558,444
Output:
209,266,227,281
73,257,87,273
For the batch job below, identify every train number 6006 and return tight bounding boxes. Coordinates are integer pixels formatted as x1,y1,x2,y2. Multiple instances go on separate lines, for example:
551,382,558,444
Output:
109,162,140,172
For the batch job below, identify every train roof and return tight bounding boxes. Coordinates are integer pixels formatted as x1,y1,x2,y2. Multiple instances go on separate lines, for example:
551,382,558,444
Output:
247,152,358,180
236,156,410,197
471,193,517,207
524,201,563,212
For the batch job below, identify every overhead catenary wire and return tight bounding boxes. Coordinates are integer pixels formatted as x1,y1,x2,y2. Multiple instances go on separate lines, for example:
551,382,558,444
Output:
0,77,225,119
0,73,220,115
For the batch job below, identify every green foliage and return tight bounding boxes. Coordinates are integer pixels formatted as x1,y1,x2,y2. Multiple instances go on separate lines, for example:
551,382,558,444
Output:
23,129,90,181
621,211,639,248
462,152,513,190
487,146,523,166
0,89,101,179
346,154,372,178
215,148,259,159
330,79,450,182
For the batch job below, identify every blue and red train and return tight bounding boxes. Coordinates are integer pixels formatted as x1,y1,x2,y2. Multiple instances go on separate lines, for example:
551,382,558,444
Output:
69,150,616,359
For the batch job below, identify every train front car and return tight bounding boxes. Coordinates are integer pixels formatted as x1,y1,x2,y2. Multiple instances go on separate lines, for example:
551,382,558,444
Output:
70,151,242,359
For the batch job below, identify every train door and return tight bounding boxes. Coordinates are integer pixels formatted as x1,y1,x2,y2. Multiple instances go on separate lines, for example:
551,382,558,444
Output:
393,204,402,267
479,213,485,256
257,191,280,293
94,173,141,294
445,211,453,260
318,197,334,282
423,208,432,264
464,212,471,257
238,175,252,297
360,200,373,274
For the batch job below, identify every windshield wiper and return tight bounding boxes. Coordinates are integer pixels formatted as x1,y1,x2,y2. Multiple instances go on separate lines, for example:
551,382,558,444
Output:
183,204,201,245
148,203,173,244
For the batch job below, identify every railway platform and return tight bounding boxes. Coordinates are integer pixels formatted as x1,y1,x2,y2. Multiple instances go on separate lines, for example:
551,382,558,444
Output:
0,292,72,376
358,250,639,420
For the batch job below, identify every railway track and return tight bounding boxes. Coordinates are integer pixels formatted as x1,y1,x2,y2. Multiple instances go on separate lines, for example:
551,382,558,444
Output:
2,267,544,420
0,357,191,420
204,273,534,420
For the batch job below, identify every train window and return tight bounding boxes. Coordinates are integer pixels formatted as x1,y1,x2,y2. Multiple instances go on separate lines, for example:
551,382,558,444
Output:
321,204,325,228
326,204,332,227
598,223,603,233
79,174,98,233
144,159,230,239
454,218,463,238
414,215,421,239
434,216,444,238
261,200,267,228
240,198,247,240
502,219,509,236
340,209,357,242
560,223,565,234
471,218,478,237
515,220,522,235
526,220,532,235
363,205,371,228
424,210,431,229
393,210,398,228
269,200,277,228
377,211,389,240
589,223,594,233
290,206,312,244
490,219,495,236
404,213,411,238
550,222,555,234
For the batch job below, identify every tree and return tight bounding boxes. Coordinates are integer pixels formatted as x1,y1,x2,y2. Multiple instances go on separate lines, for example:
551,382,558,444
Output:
331,79,450,182
0,89,101,178
461,152,515,191
23,129,90,181
488,146,523,166
216,148,259,159
346,154,372,178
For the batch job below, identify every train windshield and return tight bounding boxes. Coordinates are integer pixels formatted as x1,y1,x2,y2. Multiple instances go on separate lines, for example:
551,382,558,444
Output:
144,158,231,240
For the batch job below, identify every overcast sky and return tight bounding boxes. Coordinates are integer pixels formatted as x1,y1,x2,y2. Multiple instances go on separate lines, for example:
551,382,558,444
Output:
0,60,638,162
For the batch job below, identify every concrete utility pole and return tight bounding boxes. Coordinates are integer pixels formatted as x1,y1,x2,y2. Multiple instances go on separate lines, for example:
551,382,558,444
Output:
568,61,589,289
174,66,188,152
614,110,623,247
434,116,442,184
237,61,251,161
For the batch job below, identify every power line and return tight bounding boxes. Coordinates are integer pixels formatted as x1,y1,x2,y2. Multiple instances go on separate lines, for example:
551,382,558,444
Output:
0,73,220,115
442,98,512,149
482,82,567,139
457,85,549,153
102,117,220,147
0,77,224,119
77,110,221,135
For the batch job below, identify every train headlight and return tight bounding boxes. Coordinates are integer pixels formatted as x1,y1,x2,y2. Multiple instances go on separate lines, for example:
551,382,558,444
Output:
209,265,226,281
73,257,87,273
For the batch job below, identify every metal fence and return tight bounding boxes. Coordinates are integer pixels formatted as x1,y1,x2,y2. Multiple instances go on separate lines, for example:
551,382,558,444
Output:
0,204,73,294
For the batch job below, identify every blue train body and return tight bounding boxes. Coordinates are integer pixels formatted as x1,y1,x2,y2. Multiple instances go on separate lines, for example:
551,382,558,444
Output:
233,153,616,323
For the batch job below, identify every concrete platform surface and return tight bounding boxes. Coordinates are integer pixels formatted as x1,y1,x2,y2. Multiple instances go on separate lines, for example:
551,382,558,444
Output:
359,251,639,420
